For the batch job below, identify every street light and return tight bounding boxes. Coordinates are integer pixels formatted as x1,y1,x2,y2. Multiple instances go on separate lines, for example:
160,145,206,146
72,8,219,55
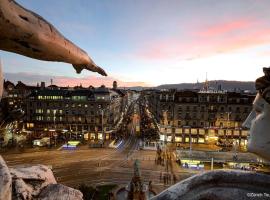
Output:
189,129,192,157
226,112,232,148
98,105,108,142
162,109,168,146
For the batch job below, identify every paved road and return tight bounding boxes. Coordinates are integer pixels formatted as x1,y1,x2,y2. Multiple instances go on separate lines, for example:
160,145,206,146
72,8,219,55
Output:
1,102,196,194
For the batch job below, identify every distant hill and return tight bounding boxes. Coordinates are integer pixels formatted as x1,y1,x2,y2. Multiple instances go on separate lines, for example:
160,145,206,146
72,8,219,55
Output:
119,86,148,91
156,80,256,92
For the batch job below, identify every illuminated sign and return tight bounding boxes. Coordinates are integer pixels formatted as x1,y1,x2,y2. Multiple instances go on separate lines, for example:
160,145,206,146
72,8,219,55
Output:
67,141,80,146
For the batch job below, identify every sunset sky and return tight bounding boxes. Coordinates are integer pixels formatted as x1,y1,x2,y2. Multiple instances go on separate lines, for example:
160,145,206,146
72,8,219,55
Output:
2,0,270,87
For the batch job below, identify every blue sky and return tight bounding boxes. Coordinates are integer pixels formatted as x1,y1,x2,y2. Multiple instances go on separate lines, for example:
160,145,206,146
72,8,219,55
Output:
2,0,270,86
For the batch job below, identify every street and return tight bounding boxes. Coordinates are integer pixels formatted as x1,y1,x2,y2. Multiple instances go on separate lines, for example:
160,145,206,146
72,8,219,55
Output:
1,101,195,194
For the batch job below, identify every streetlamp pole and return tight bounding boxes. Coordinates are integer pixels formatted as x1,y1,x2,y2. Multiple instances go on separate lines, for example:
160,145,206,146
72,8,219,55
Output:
189,129,192,157
53,110,56,147
101,109,104,141
226,112,231,148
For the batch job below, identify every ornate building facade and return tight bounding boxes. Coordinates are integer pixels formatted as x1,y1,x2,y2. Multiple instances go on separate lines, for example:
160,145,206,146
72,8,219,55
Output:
145,89,255,148
1,81,129,141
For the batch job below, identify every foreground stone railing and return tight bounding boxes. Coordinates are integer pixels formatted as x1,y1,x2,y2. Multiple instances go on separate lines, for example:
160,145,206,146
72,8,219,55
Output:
151,170,270,200
0,156,83,200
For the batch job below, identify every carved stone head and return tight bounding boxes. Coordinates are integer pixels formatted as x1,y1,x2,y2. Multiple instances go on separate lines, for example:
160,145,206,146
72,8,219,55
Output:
243,67,270,161
0,61,3,99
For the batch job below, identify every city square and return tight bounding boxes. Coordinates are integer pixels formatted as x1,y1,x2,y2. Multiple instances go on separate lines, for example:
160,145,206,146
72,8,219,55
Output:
1,0,270,199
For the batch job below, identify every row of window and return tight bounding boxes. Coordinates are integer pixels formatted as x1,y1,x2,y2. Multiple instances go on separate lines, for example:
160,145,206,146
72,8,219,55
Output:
164,120,242,127
29,102,111,108
160,127,248,136
36,109,63,114
37,95,108,101
176,106,250,112
38,96,63,100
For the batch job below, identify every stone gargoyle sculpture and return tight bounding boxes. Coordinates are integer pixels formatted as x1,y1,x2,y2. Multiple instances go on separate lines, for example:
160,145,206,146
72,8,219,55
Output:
151,68,270,200
0,0,107,76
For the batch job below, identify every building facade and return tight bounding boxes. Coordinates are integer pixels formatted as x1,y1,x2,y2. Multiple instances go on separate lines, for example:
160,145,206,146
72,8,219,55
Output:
1,80,129,142
24,85,128,140
145,89,255,148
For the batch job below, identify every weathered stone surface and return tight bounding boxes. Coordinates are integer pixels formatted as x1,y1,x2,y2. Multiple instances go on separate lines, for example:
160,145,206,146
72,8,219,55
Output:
0,61,3,99
0,156,12,200
10,165,56,197
38,184,83,200
0,157,83,200
151,170,270,200
12,178,32,200
0,0,107,76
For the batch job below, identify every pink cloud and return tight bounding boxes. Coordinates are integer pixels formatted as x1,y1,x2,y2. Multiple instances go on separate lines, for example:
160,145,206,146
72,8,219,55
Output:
54,75,149,87
198,19,253,37
4,72,149,87
136,18,270,60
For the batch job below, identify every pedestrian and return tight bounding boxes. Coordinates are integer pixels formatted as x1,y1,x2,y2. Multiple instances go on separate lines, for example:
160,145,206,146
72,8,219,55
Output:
163,175,166,185
173,174,177,183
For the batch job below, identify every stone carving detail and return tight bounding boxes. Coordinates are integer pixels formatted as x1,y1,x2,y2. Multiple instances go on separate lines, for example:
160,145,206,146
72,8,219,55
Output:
0,0,107,76
0,156,12,200
243,67,270,160
0,156,83,200
38,184,83,200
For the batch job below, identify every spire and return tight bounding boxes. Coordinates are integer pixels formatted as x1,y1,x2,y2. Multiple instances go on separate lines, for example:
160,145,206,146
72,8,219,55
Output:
203,72,209,91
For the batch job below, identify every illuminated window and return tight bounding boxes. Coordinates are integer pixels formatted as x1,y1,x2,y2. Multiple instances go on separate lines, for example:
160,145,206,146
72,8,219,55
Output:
218,129,225,136
226,130,232,135
199,129,205,135
191,129,197,135
36,109,43,114
234,130,240,136
26,123,34,128
36,116,43,121
198,138,205,143
241,130,248,136
191,138,197,143
175,128,182,134
175,136,182,142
